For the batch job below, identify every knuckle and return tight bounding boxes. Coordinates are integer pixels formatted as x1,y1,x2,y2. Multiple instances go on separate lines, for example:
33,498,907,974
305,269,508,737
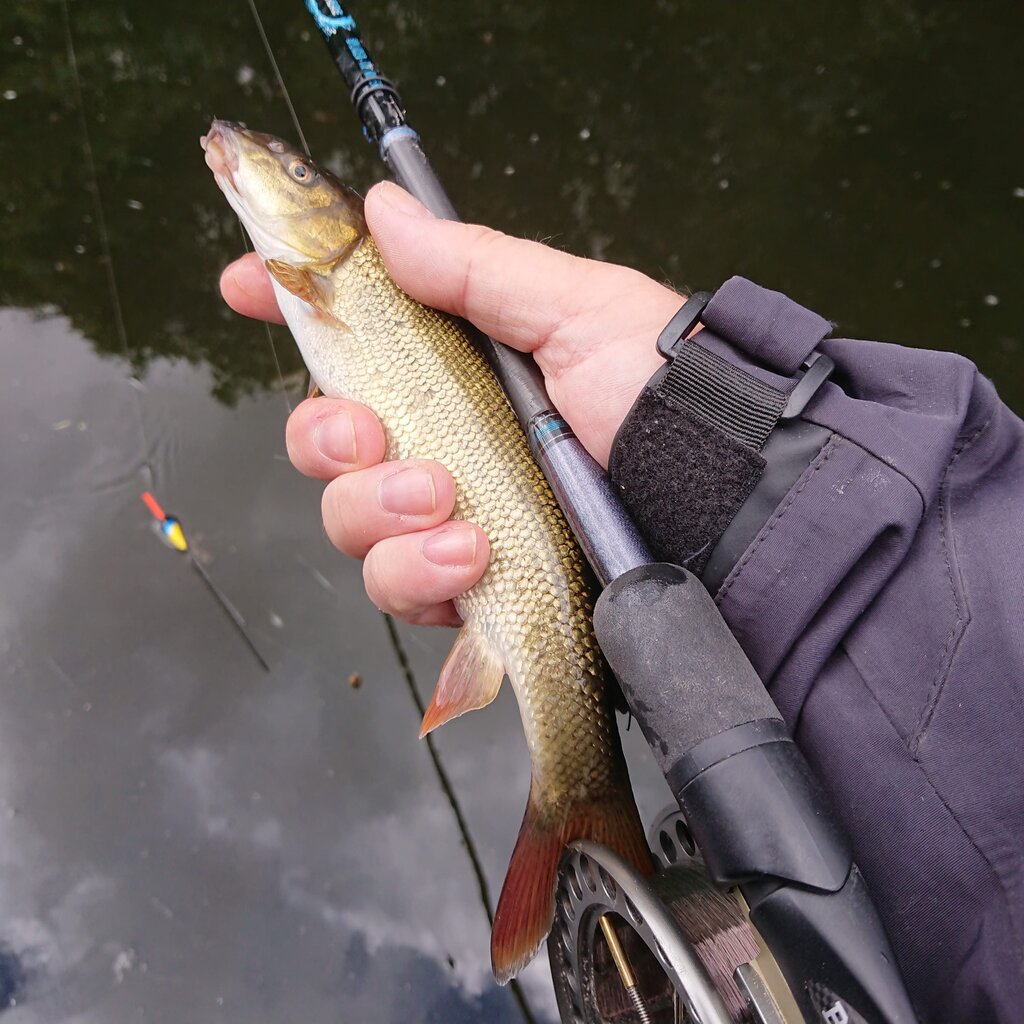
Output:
460,226,509,314
320,479,365,558
284,411,315,471
362,548,410,615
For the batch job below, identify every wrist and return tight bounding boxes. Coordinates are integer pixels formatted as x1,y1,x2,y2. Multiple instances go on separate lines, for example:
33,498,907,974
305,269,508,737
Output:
608,278,834,587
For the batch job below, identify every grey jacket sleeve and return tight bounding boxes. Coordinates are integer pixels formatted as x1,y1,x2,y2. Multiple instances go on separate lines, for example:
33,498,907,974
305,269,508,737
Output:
610,277,1024,1024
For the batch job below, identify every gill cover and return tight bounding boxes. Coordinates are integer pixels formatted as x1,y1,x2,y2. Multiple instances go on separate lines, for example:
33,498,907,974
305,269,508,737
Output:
203,119,366,265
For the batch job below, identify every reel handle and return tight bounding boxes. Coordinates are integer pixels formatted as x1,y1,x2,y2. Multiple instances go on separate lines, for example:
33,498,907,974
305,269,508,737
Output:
594,563,917,1024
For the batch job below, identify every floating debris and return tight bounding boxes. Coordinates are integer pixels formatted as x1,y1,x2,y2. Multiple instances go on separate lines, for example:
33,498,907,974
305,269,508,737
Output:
112,948,137,983
348,672,362,690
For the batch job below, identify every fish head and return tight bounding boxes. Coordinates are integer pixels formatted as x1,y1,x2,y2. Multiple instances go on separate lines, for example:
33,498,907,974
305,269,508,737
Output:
201,119,366,266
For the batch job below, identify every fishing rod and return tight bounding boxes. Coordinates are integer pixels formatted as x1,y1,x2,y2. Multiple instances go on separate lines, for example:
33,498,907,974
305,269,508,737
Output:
302,5,916,1023
302,0,651,588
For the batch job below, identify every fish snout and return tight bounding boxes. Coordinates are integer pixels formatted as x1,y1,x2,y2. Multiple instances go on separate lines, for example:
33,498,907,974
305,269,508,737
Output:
210,118,247,133
201,120,241,186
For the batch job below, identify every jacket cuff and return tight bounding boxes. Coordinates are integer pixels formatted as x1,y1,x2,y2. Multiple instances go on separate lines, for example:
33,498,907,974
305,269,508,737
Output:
609,277,833,580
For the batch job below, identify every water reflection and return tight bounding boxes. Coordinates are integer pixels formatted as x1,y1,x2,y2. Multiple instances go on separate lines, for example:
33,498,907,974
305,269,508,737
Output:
2,2,1020,410
0,309,581,1020
0,1,1021,1021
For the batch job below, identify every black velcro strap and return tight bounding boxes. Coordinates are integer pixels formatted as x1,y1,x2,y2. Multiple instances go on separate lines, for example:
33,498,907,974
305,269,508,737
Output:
609,387,765,574
609,339,790,573
660,343,787,453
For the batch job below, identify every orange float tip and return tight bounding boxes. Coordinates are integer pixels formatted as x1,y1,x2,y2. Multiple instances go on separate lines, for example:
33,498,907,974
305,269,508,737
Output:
141,491,166,521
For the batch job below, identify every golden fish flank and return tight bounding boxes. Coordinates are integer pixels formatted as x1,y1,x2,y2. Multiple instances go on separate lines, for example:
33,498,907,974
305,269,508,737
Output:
202,119,653,981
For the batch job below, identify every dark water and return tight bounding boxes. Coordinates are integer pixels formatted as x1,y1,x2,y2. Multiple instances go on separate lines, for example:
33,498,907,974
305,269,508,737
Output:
0,2,1021,1021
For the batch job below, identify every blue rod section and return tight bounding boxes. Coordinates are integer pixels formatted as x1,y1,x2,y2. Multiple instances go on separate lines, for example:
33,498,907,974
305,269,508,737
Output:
304,0,653,584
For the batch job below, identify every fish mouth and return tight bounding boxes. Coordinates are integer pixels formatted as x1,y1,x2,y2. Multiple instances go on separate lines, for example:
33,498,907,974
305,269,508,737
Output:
200,119,242,191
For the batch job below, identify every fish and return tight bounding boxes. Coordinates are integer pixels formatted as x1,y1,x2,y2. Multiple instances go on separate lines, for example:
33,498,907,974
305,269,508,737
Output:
201,120,653,982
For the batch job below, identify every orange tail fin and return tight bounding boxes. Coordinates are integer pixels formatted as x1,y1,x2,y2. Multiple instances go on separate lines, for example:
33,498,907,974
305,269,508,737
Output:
490,786,653,984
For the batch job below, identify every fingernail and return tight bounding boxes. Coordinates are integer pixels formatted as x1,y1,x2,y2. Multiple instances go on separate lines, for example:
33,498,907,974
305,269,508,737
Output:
378,467,437,516
376,180,433,219
422,524,477,567
314,413,358,464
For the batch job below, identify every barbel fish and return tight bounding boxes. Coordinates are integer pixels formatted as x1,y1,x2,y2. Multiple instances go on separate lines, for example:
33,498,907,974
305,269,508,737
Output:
202,120,652,981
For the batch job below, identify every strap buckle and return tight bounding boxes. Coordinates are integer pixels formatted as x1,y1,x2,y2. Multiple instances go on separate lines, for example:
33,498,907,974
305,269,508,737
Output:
656,292,714,360
656,291,834,420
780,351,835,419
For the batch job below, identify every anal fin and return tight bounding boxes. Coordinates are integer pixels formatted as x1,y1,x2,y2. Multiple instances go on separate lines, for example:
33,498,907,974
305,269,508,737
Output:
419,625,505,737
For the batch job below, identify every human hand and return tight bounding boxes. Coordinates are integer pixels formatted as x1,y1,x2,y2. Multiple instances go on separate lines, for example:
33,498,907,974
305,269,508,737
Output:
220,180,682,626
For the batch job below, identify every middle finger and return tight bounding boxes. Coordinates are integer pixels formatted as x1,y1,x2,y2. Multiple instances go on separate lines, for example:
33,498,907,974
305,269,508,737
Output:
322,459,457,559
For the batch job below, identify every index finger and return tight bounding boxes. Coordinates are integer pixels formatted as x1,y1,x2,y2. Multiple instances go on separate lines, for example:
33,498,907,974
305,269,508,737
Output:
364,181,682,377
220,253,286,324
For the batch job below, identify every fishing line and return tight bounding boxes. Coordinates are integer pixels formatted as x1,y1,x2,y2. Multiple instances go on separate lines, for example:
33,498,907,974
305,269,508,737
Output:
231,9,536,1018
236,219,294,414
60,0,153,489
382,616,539,1024
237,10,536,1012
245,0,311,155
242,0,313,413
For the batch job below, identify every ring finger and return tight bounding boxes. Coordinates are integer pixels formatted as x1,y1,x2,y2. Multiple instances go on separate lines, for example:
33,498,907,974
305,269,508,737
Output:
322,459,457,559
362,521,490,619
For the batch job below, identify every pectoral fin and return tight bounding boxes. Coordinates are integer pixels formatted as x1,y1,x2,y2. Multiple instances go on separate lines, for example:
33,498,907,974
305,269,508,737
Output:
265,258,337,317
419,625,505,737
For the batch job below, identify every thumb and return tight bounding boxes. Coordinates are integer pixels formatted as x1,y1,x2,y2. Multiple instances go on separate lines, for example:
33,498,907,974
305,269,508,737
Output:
364,180,681,466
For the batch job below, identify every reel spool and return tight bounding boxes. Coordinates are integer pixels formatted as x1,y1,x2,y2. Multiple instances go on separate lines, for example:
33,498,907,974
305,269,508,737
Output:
548,808,802,1024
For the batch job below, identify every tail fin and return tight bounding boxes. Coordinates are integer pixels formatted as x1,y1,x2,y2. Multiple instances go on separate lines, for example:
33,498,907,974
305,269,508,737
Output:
490,785,653,984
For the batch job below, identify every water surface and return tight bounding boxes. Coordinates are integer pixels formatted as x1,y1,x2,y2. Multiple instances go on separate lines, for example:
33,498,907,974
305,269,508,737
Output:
0,2,1021,1021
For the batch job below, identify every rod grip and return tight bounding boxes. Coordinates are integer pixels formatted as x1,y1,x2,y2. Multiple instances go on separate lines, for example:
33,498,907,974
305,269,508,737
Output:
593,562,781,762
595,563,917,1023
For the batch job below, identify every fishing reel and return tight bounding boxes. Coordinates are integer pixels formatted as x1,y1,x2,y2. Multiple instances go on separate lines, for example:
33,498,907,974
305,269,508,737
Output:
546,563,919,1024
548,808,800,1024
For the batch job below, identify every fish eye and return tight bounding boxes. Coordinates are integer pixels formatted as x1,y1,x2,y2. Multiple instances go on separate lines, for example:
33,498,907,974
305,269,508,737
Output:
289,159,315,184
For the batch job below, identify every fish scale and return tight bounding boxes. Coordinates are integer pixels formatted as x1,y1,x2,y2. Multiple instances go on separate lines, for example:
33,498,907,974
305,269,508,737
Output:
203,119,653,982
322,238,619,797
